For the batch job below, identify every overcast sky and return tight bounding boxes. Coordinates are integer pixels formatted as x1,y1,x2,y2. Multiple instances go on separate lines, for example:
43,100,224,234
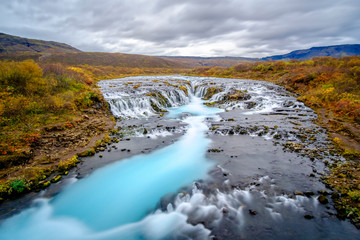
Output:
1,0,359,57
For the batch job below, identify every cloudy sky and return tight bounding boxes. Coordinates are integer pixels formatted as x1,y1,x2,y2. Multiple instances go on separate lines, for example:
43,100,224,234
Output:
0,0,359,57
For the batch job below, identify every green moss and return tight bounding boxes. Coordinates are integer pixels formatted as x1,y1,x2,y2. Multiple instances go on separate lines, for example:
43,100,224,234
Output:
57,155,79,172
348,191,360,202
78,148,96,157
204,102,216,106
51,175,62,183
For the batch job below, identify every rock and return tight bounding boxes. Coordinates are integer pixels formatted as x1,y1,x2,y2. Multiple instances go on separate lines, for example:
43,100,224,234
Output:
318,190,330,195
99,154,103,158
222,208,229,214
294,191,304,196
304,191,315,197
249,209,257,215
304,214,314,219
318,195,329,204
99,147,105,151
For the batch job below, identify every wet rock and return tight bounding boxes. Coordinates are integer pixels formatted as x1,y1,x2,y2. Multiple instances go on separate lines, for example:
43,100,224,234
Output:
318,190,330,195
245,101,257,109
208,149,221,152
304,191,315,197
249,209,257,216
318,195,329,204
222,208,229,214
294,190,304,196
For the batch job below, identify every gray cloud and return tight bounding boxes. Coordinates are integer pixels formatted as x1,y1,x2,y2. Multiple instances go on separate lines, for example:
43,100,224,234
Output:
0,0,359,57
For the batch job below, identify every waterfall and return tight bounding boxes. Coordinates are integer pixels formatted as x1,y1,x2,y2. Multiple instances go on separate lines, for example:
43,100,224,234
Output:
99,76,192,119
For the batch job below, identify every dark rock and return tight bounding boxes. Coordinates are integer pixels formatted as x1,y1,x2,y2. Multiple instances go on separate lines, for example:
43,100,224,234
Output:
318,190,330,195
304,191,315,197
222,208,229,214
304,214,314,219
249,209,257,215
318,195,329,204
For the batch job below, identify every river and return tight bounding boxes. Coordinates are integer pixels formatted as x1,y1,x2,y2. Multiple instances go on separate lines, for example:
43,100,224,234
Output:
0,76,358,239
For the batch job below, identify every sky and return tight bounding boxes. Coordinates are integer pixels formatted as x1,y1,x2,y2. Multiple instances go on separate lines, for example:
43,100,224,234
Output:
0,0,359,57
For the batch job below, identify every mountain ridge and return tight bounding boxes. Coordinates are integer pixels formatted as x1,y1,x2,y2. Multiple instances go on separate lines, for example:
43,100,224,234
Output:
262,44,360,61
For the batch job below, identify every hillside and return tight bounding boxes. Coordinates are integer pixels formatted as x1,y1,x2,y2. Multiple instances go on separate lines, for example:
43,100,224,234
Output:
263,44,360,61
160,56,257,67
41,52,186,68
0,33,81,53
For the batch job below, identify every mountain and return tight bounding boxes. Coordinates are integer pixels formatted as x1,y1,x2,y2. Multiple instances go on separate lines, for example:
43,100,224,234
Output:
262,44,360,61
0,32,81,53
160,56,258,68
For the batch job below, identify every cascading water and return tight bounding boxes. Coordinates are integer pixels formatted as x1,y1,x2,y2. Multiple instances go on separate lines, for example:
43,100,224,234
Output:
0,76,359,240
99,77,190,119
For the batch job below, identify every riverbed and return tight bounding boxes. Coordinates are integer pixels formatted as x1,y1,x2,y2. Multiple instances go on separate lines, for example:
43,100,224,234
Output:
0,76,359,239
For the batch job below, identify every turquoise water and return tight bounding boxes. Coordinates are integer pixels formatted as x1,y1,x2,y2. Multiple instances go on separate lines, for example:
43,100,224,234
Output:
0,96,223,240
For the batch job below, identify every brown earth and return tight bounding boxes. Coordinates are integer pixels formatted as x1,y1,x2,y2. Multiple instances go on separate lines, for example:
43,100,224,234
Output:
0,104,115,197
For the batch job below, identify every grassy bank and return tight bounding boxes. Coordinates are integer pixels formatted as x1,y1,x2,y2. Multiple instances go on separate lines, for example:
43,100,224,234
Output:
189,56,360,226
0,60,115,200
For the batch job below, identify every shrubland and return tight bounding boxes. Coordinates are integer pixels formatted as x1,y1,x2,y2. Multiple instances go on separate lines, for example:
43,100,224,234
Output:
0,60,108,199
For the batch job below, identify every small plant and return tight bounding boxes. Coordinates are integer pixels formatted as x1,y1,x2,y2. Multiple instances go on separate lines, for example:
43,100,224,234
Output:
9,179,26,193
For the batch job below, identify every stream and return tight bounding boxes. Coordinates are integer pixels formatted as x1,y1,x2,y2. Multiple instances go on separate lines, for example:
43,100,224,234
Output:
0,76,359,239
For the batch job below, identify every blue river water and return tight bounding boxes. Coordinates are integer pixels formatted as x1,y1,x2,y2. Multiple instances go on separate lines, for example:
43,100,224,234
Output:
0,96,223,240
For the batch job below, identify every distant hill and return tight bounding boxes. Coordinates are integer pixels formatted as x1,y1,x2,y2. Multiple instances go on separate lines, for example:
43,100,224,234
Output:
0,33,186,68
0,33,81,53
262,44,360,61
160,56,257,68
41,52,186,68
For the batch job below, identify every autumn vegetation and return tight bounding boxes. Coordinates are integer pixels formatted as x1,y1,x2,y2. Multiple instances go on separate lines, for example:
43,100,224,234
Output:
0,59,107,199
